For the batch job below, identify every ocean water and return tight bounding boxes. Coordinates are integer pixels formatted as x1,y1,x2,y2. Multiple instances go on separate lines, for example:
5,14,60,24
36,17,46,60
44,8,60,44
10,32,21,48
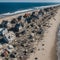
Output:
0,2,59,15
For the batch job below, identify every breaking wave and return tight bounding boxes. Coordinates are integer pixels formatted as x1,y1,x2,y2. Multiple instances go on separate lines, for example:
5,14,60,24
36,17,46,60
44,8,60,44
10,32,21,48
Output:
0,4,59,18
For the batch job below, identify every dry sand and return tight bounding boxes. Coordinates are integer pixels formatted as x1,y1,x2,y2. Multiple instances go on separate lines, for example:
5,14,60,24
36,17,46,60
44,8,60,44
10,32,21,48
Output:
27,9,60,60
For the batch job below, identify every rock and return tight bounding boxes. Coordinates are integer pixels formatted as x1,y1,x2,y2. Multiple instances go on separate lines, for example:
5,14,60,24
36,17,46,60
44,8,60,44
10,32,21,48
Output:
30,49,34,53
42,44,44,46
10,53,16,58
8,45,14,49
23,50,27,55
37,28,44,35
6,49,13,53
28,35,33,39
35,57,38,60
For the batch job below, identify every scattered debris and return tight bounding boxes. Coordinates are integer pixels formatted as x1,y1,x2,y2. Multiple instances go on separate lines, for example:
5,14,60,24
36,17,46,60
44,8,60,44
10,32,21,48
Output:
17,16,22,21
42,44,45,46
0,6,58,60
1,20,8,28
0,28,8,36
11,18,17,24
35,57,38,60
2,31,16,43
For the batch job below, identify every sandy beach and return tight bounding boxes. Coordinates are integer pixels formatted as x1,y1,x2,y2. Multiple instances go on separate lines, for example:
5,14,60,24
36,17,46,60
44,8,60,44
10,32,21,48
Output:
0,5,59,60
27,8,60,60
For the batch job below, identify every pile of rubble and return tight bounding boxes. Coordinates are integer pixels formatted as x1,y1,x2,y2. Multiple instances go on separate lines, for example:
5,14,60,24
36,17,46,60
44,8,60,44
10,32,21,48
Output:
0,6,59,60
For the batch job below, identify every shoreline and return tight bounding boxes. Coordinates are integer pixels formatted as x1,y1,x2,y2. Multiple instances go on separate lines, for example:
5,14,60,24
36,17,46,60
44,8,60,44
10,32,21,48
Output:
0,4,60,19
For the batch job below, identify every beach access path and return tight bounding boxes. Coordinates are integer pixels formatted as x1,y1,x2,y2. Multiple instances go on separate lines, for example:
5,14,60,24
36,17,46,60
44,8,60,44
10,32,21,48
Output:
27,9,60,60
